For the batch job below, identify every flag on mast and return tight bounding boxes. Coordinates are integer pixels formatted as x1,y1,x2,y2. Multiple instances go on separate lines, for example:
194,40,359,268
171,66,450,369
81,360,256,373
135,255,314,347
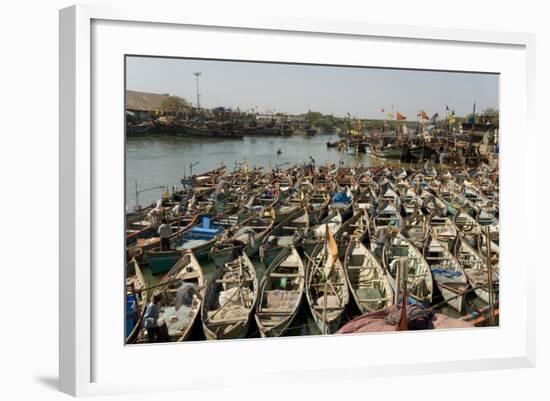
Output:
324,226,339,276
419,110,430,121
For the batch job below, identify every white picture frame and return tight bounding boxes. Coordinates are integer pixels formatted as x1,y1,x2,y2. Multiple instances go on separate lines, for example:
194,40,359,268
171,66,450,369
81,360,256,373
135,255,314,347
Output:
59,4,536,397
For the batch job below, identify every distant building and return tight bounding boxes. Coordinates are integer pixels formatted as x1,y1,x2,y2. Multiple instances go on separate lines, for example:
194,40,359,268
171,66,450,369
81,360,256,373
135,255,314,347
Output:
126,90,183,123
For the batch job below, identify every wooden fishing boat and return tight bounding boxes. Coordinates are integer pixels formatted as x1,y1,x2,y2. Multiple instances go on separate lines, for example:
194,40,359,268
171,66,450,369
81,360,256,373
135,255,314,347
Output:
402,208,430,249
242,187,280,214
147,215,226,275
151,252,206,342
209,209,275,266
382,234,433,306
201,253,258,340
423,236,469,312
259,207,309,267
126,218,156,246
334,209,371,256
125,258,147,344
419,190,448,216
476,209,500,245
128,214,199,265
307,191,330,225
303,210,343,257
255,247,305,337
437,184,477,216
454,236,498,304
354,184,377,215
330,187,354,218
371,201,403,236
344,240,394,314
273,192,304,224
305,239,349,335
428,214,459,251
372,142,409,159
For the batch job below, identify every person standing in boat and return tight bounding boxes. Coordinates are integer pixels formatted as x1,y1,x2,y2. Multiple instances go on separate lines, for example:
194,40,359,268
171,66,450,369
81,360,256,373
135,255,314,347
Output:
158,218,171,251
143,294,166,343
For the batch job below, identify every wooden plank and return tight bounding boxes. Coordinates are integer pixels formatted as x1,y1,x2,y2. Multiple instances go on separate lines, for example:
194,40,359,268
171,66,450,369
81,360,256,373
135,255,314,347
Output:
310,282,345,287
269,273,302,278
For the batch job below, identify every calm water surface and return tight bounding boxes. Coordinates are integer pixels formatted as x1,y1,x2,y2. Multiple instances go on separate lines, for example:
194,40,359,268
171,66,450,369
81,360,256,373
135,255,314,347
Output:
126,134,389,209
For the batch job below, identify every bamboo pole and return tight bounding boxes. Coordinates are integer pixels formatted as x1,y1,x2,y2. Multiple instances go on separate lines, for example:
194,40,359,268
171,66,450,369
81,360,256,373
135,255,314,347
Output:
321,280,329,335
485,226,495,325
394,258,402,305
128,278,184,294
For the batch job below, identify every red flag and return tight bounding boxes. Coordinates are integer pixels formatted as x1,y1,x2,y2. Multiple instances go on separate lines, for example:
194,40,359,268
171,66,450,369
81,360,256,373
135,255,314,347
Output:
396,112,407,121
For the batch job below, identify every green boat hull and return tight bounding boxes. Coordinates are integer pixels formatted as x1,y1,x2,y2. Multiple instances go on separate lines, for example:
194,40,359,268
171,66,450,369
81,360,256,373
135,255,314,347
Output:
210,243,260,267
148,250,182,275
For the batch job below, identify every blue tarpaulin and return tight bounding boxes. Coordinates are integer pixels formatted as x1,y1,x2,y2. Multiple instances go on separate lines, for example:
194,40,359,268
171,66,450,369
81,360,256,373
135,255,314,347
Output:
431,267,461,278
333,191,351,203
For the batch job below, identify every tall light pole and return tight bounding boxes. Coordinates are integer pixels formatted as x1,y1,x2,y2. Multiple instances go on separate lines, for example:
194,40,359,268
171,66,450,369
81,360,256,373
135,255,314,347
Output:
193,72,202,110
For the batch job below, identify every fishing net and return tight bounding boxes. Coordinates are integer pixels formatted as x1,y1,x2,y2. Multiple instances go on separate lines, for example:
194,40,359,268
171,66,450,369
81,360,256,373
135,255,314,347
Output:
263,290,300,310
162,305,195,337
207,287,254,321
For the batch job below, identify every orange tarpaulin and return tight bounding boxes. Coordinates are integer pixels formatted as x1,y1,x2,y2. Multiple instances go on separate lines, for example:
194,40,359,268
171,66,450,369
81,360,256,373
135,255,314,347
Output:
396,112,407,121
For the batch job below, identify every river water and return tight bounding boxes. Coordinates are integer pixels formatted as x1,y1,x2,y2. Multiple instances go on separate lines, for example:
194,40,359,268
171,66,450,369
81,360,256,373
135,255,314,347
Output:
126,134,387,209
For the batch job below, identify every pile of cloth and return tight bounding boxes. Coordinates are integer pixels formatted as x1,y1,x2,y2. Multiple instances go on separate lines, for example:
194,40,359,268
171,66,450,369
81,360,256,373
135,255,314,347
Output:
336,304,473,334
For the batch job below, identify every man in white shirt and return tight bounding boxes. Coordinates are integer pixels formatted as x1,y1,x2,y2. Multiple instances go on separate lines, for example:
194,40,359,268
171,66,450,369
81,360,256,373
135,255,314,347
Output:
158,218,171,251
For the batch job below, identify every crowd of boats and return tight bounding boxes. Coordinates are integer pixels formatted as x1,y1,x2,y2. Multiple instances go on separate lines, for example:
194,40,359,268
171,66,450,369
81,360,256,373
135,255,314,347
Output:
127,117,321,139
328,126,497,166
125,160,499,344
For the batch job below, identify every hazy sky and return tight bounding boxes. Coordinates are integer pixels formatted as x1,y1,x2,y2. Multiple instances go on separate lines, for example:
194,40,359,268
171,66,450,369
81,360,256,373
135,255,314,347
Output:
126,56,499,119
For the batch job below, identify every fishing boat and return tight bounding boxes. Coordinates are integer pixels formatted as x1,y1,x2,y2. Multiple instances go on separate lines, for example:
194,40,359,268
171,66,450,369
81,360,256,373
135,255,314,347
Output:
454,236,498,304
147,215,226,275
371,201,403,236
305,234,349,335
209,209,275,266
273,190,305,223
423,236,469,312
454,208,482,236
419,190,448,216
125,258,147,344
126,218,156,246
402,208,430,249
242,187,280,214
259,207,309,267
303,210,343,257
428,214,459,251
128,214,199,264
344,239,394,314
371,142,409,159
334,209,371,256
201,253,258,340
330,187,354,217
382,234,433,306
307,191,330,225
152,252,206,342
255,247,305,337
476,209,500,245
